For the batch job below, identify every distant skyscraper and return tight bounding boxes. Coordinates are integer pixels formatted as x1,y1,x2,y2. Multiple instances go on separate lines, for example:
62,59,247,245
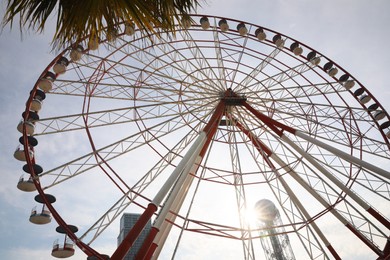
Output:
118,213,152,260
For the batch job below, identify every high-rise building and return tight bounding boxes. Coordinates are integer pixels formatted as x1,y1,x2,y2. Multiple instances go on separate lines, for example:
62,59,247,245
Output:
117,213,152,260
255,199,296,260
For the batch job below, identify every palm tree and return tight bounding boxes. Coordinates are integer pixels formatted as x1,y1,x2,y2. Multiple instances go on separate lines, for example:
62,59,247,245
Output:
2,0,200,49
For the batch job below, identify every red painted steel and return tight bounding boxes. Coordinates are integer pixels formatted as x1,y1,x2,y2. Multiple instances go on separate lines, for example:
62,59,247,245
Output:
136,99,227,259
135,227,159,259
232,114,343,260
345,221,382,256
111,203,158,260
326,245,342,260
367,207,390,229
243,101,296,136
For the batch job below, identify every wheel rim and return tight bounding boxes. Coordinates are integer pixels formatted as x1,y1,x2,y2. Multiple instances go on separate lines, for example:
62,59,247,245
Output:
19,14,390,259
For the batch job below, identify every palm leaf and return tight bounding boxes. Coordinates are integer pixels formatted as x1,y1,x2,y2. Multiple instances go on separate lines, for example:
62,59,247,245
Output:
2,0,200,49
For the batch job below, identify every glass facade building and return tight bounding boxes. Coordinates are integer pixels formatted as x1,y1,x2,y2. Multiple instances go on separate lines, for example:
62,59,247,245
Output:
117,213,152,260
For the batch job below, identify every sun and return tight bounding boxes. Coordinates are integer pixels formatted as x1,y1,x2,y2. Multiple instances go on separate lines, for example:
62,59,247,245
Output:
241,207,259,228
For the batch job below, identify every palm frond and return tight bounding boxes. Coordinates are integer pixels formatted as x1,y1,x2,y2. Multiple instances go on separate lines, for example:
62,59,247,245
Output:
2,0,200,49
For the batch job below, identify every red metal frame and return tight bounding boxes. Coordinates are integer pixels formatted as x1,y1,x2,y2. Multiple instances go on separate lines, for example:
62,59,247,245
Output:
112,98,226,259
19,14,390,260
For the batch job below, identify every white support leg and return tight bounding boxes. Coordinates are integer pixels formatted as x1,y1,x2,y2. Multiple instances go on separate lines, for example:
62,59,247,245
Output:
295,130,390,180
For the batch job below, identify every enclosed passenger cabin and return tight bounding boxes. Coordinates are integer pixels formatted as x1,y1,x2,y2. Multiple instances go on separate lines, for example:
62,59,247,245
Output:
38,71,56,92
17,175,36,192
14,136,38,161
14,147,33,161
29,89,46,112
52,238,75,258
218,19,229,32
29,194,55,225
200,16,210,30
29,205,51,224
70,45,84,61
51,225,78,258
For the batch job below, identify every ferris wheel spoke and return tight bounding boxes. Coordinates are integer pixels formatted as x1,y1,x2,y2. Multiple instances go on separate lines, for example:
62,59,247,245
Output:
243,101,390,182
253,100,389,156
271,145,385,256
243,104,388,253
39,105,210,189
34,100,201,135
240,48,298,93
149,131,228,259
18,15,390,259
244,101,390,212
213,26,228,89
248,81,344,101
231,115,335,259
240,103,390,200
112,100,227,260
148,41,211,88
51,70,210,101
226,31,251,90
249,128,385,255
57,48,220,101
128,42,218,95
245,57,318,94
279,134,388,239
232,102,389,254
122,28,224,95
226,120,255,260
178,29,225,91
80,126,201,244
237,46,283,92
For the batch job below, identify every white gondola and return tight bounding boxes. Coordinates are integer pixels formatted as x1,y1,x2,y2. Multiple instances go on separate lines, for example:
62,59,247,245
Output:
30,98,42,111
17,175,36,192
88,36,100,51
53,57,69,75
328,67,338,77
29,205,51,224
16,136,38,161
17,120,35,135
374,110,386,121
70,45,84,61
14,146,33,161
290,42,303,56
218,19,229,32
310,56,321,66
38,78,53,92
237,23,247,36
124,21,135,36
344,80,355,90
29,194,55,224
107,28,118,43
181,16,192,29
38,72,56,92
30,89,46,111
292,46,303,56
52,225,78,258
360,95,371,104
255,28,266,41
273,35,284,48
200,16,210,30
51,238,75,258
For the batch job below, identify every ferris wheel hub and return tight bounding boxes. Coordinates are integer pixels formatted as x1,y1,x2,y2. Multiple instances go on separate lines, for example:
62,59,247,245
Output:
220,88,247,106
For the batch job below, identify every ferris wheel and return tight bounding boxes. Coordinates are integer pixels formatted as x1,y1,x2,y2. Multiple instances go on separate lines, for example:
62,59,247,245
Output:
15,14,390,259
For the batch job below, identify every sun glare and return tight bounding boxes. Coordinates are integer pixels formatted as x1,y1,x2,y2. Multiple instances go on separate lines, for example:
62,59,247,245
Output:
242,207,259,228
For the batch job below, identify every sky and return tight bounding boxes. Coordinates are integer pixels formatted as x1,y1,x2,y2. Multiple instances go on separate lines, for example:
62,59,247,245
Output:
1,1,390,260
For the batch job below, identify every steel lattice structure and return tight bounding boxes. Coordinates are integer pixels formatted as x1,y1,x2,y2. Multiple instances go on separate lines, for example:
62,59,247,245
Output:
16,14,390,259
